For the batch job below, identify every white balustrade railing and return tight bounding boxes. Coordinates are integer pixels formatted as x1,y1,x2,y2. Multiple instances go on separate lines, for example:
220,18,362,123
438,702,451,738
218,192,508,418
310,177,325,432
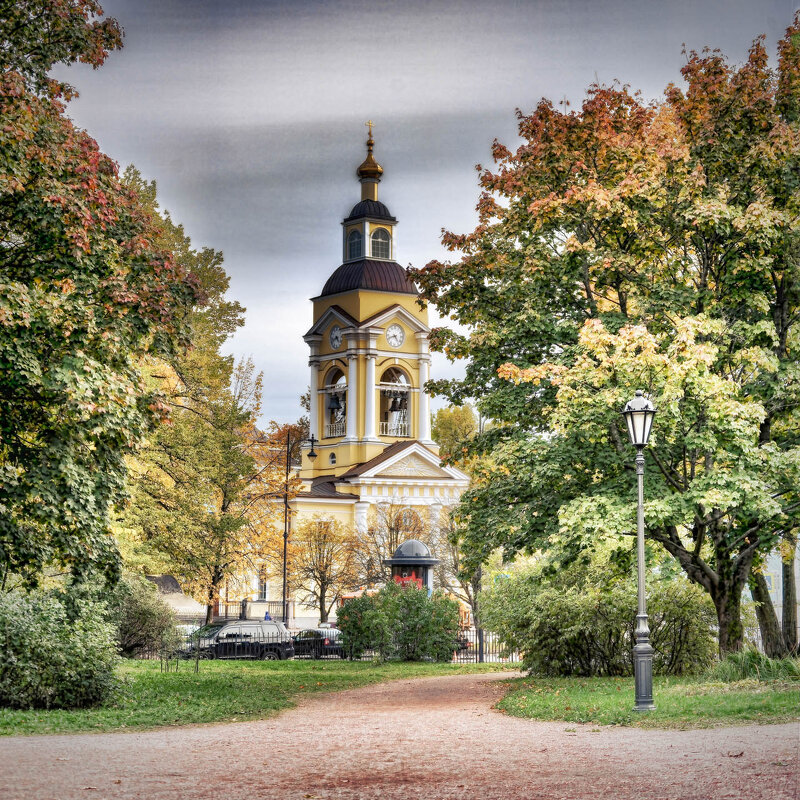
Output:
380,421,409,437
324,421,345,438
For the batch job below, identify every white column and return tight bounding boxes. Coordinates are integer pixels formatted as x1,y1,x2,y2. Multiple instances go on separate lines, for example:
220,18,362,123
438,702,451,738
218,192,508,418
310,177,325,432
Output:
364,355,378,441
355,501,369,535
429,502,443,534
308,361,319,441
346,354,358,441
418,358,432,442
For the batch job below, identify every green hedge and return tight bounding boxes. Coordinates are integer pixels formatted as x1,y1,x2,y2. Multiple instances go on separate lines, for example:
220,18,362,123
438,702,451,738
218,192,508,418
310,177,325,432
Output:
337,583,460,662
480,565,716,677
0,588,118,709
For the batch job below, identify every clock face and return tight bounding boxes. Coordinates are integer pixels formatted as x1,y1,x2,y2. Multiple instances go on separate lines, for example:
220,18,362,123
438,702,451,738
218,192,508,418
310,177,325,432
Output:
386,324,405,348
329,325,342,349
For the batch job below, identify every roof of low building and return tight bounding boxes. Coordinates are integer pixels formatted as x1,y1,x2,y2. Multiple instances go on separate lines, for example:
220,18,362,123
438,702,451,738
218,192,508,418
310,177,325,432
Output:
304,477,356,498
338,440,437,478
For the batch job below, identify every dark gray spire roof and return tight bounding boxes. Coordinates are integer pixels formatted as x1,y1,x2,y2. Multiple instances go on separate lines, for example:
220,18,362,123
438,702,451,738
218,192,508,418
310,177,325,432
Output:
344,199,397,223
319,259,418,297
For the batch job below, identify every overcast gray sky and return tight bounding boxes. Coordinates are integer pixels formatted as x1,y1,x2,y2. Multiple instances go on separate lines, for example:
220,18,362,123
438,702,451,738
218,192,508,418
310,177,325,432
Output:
55,0,796,424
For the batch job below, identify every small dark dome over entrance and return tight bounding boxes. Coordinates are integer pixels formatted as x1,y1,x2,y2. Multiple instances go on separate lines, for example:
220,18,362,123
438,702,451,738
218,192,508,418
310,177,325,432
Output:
394,539,431,559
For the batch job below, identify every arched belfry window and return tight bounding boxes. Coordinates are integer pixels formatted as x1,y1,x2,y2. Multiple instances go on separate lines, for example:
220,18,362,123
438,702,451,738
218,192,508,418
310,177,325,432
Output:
324,368,347,438
347,230,362,260
379,367,409,437
371,229,390,259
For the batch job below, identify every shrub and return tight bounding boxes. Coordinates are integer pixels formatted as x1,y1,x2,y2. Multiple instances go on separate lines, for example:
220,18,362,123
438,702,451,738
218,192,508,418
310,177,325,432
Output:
709,649,800,682
337,584,460,662
382,583,461,662
480,563,716,677
107,574,178,657
336,593,392,660
0,587,118,709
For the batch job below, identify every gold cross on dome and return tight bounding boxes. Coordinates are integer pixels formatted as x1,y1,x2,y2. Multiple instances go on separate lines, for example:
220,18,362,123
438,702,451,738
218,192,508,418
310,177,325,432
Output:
366,120,374,137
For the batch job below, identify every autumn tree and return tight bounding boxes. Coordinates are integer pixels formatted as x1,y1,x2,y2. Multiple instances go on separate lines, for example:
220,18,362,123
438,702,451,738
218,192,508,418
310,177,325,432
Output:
352,502,431,588
415,22,800,654
290,517,360,623
430,511,482,625
0,4,200,586
0,0,122,97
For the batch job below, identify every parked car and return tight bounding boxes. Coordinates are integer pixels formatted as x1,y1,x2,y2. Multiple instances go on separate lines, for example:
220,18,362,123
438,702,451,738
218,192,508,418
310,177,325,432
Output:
292,627,345,659
184,620,295,660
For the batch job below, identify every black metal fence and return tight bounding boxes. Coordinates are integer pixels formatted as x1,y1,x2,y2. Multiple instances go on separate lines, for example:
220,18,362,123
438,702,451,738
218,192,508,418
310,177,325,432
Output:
450,628,520,664
135,624,519,665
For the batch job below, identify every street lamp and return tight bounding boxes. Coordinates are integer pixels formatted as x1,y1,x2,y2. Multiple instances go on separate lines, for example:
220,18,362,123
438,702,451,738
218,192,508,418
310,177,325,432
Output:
621,389,656,712
281,432,317,626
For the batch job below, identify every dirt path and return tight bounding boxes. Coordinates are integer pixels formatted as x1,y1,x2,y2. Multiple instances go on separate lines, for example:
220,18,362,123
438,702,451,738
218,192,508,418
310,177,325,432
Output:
2,672,798,800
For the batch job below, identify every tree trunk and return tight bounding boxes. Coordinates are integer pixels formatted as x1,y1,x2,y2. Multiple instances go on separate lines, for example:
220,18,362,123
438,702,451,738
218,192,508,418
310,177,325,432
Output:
749,571,785,658
205,569,223,625
713,589,745,656
319,585,328,624
782,533,798,654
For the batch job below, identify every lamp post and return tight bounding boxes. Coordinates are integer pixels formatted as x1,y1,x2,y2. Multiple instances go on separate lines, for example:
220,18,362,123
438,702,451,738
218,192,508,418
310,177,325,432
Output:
281,432,317,626
621,389,656,712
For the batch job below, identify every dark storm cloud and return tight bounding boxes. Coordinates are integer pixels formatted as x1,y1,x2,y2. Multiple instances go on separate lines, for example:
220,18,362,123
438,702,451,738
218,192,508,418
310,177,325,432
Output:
56,0,795,421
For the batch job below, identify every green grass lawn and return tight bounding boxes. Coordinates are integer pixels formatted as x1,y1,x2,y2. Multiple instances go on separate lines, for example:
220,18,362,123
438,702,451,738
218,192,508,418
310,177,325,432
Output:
0,659,515,736
496,675,800,728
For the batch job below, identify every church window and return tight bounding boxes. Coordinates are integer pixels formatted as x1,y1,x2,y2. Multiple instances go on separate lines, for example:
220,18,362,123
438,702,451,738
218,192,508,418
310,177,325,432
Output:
329,453,337,465
379,367,409,437
347,230,362,260
324,368,347,438
371,229,390,259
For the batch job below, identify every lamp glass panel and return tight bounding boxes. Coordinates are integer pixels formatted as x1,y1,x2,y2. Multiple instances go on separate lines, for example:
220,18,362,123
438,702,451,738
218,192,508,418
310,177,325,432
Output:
624,411,636,445
632,410,647,445
642,411,655,445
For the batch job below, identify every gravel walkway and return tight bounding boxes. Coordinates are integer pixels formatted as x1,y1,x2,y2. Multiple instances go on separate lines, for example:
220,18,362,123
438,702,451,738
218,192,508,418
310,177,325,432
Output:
2,671,798,800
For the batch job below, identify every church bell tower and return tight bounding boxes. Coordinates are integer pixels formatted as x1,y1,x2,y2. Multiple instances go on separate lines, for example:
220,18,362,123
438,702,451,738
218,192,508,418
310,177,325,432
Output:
300,126,436,478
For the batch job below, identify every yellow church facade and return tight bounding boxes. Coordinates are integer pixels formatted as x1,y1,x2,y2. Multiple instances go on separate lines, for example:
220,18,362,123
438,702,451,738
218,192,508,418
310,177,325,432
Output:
213,130,469,626
292,130,469,562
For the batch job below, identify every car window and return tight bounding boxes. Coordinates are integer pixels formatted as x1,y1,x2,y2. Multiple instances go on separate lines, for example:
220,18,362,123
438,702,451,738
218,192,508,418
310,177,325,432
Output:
260,623,280,634
195,623,225,638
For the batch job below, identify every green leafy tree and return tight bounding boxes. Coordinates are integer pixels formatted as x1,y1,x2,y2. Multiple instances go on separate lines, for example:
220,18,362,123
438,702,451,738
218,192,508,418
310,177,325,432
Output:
0,7,199,587
127,360,287,624
431,404,478,463
415,22,800,654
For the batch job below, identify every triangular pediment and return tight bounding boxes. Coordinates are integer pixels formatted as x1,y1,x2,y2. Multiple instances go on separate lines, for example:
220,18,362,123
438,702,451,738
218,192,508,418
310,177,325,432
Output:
375,452,452,479
304,305,358,339
345,441,470,484
360,304,430,334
